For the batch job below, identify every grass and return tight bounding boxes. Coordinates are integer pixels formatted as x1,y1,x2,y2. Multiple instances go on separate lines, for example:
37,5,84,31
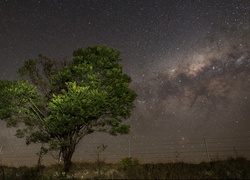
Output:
0,157,249,179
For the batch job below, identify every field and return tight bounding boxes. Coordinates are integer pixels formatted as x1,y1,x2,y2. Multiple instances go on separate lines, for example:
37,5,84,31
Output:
0,157,250,179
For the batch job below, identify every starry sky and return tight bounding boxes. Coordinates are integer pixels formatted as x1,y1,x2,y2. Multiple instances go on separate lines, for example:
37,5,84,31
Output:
1,0,250,163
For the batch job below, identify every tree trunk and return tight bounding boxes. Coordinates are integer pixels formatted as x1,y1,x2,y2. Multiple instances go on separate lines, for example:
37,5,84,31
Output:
63,156,72,173
61,134,81,173
62,146,75,173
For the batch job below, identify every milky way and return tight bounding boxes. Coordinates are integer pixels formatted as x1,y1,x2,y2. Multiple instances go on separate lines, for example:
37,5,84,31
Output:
159,35,250,108
132,28,250,141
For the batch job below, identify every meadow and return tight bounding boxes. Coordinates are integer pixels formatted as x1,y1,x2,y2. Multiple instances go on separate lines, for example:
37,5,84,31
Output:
0,157,249,179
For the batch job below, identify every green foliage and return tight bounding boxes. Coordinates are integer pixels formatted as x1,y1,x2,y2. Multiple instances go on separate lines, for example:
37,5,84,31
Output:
0,80,16,121
0,45,137,173
46,82,107,135
0,80,41,127
0,80,50,146
45,46,136,144
120,157,140,169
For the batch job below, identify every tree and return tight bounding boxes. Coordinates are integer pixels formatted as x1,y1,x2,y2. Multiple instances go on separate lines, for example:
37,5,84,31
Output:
0,46,137,172
94,144,107,176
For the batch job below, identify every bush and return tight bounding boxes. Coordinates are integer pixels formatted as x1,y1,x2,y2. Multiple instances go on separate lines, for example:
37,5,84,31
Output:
120,157,139,168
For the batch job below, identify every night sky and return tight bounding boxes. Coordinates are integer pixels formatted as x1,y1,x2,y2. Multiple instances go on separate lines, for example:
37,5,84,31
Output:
1,0,250,163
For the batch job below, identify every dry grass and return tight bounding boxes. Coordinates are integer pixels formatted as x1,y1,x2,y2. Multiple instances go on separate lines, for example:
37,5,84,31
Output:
0,157,250,179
